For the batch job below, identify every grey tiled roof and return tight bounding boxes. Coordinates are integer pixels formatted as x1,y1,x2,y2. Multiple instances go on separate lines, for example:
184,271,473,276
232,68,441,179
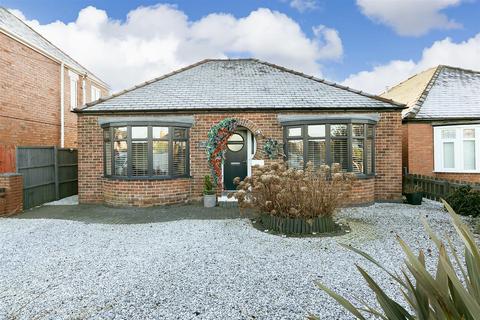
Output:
81,59,403,112
0,7,108,88
411,66,480,119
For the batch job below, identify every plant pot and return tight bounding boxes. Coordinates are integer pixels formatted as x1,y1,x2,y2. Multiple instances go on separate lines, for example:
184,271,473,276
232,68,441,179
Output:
405,192,423,205
203,194,217,208
260,214,337,234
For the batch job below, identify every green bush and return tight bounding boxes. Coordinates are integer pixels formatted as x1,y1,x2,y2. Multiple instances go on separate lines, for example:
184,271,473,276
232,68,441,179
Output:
445,185,480,217
203,175,215,195
311,200,480,320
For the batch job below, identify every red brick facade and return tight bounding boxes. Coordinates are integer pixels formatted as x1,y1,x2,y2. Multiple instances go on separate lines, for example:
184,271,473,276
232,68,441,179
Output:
403,122,480,183
0,31,108,173
78,110,403,207
0,173,23,216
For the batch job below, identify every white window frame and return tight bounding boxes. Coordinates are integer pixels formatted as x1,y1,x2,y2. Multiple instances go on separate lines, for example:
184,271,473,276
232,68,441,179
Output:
91,85,101,102
69,71,79,110
434,124,480,173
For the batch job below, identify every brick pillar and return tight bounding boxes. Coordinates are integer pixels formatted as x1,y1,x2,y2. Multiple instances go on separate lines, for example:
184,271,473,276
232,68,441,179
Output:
0,173,23,216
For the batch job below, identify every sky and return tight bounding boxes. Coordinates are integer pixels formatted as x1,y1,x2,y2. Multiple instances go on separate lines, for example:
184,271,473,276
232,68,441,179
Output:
2,0,479,93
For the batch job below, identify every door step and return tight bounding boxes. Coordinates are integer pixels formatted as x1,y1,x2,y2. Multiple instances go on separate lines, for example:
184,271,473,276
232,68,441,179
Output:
218,192,238,208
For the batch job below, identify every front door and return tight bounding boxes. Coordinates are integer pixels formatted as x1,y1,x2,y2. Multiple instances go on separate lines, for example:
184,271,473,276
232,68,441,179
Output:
224,129,248,190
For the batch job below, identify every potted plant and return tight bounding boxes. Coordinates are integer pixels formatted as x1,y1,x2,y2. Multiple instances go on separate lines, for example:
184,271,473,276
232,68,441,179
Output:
203,175,217,208
404,183,423,205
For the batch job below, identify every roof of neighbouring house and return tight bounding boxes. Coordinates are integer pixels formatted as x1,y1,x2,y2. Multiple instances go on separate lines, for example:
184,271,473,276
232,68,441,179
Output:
381,65,480,120
79,59,405,113
0,7,109,88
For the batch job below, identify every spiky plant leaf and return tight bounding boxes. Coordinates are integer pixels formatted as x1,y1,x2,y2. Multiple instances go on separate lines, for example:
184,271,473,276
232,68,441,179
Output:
315,281,366,319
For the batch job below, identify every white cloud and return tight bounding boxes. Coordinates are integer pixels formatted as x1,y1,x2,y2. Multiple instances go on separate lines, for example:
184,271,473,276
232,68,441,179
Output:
289,0,318,12
356,0,462,36
12,5,342,91
342,34,480,94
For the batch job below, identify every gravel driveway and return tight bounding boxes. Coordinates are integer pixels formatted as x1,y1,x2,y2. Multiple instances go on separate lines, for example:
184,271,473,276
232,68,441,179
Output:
0,201,462,319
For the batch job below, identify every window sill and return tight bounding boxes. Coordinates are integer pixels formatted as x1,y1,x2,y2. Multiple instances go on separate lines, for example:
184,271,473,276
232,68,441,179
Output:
433,171,480,174
103,175,192,181
355,173,376,180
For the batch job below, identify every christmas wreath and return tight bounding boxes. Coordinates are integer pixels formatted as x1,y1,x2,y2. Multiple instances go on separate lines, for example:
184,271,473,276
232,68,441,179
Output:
205,118,238,185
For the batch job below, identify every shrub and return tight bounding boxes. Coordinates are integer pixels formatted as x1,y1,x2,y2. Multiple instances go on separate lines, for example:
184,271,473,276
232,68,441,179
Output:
312,200,480,320
445,185,480,217
403,183,422,194
231,162,355,219
203,175,215,195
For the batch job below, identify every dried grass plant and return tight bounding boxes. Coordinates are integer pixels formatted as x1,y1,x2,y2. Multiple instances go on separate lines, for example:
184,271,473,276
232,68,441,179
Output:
230,162,355,219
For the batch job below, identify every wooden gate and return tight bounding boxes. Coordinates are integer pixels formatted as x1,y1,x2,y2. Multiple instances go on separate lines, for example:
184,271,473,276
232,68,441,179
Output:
16,147,78,209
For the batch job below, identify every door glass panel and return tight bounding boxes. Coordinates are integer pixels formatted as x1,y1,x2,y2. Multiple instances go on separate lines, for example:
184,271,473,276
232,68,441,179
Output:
227,134,244,152
287,140,303,169
307,125,325,137
443,142,455,168
464,140,475,170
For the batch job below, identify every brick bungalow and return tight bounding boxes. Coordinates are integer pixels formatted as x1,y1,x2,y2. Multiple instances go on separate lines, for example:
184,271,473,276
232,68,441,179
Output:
0,7,109,172
382,65,480,183
76,59,405,207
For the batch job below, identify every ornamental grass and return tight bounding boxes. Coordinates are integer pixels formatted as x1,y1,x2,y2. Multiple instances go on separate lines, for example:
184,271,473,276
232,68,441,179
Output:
230,162,355,219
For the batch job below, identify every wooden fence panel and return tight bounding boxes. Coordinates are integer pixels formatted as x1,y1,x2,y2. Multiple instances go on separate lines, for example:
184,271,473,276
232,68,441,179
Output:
16,147,78,209
404,174,480,202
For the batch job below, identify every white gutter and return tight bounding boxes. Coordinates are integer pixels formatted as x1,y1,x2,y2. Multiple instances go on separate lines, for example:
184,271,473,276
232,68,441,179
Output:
60,62,65,148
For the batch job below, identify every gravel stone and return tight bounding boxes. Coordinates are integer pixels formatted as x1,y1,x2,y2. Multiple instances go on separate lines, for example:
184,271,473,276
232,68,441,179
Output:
0,200,465,319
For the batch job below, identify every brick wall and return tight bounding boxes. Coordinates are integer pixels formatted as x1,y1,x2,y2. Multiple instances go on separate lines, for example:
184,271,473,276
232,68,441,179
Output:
0,173,23,216
0,31,108,172
78,110,402,207
404,122,480,183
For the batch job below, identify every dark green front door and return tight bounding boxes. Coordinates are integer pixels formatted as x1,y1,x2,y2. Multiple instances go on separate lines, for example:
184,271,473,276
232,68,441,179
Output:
224,130,248,190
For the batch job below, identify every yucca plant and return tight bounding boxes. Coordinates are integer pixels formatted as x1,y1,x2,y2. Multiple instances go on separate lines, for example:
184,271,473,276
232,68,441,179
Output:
312,200,480,320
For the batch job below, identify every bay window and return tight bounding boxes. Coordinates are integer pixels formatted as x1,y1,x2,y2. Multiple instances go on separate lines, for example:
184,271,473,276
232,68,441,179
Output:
434,125,479,172
103,124,189,178
284,122,375,176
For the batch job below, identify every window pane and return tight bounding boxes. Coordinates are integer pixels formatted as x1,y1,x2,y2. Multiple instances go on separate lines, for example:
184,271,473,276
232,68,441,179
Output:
105,141,111,175
441,129,456,139
464,140,475,170
308,125,325,137
114,141,128,176
114,127,127,140
330,125,347,137
173,128,187,139
153,141,168,176
367,125,374,137
103,129,110,141
331,139,348,171
352,139,364,173
287,140,303,169
172,141,187,176
443,142,455,168
132,127,148,139
153,127,169,139
352,124,364,137
366,138,373,174
307,139,326,168
288,127,301,137
132,141,148,176
464,128,475,139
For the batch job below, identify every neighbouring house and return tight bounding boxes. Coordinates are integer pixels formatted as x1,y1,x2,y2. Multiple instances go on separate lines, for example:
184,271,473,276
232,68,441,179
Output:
382,65,480,183
0,7,109,173
76,59,405,207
